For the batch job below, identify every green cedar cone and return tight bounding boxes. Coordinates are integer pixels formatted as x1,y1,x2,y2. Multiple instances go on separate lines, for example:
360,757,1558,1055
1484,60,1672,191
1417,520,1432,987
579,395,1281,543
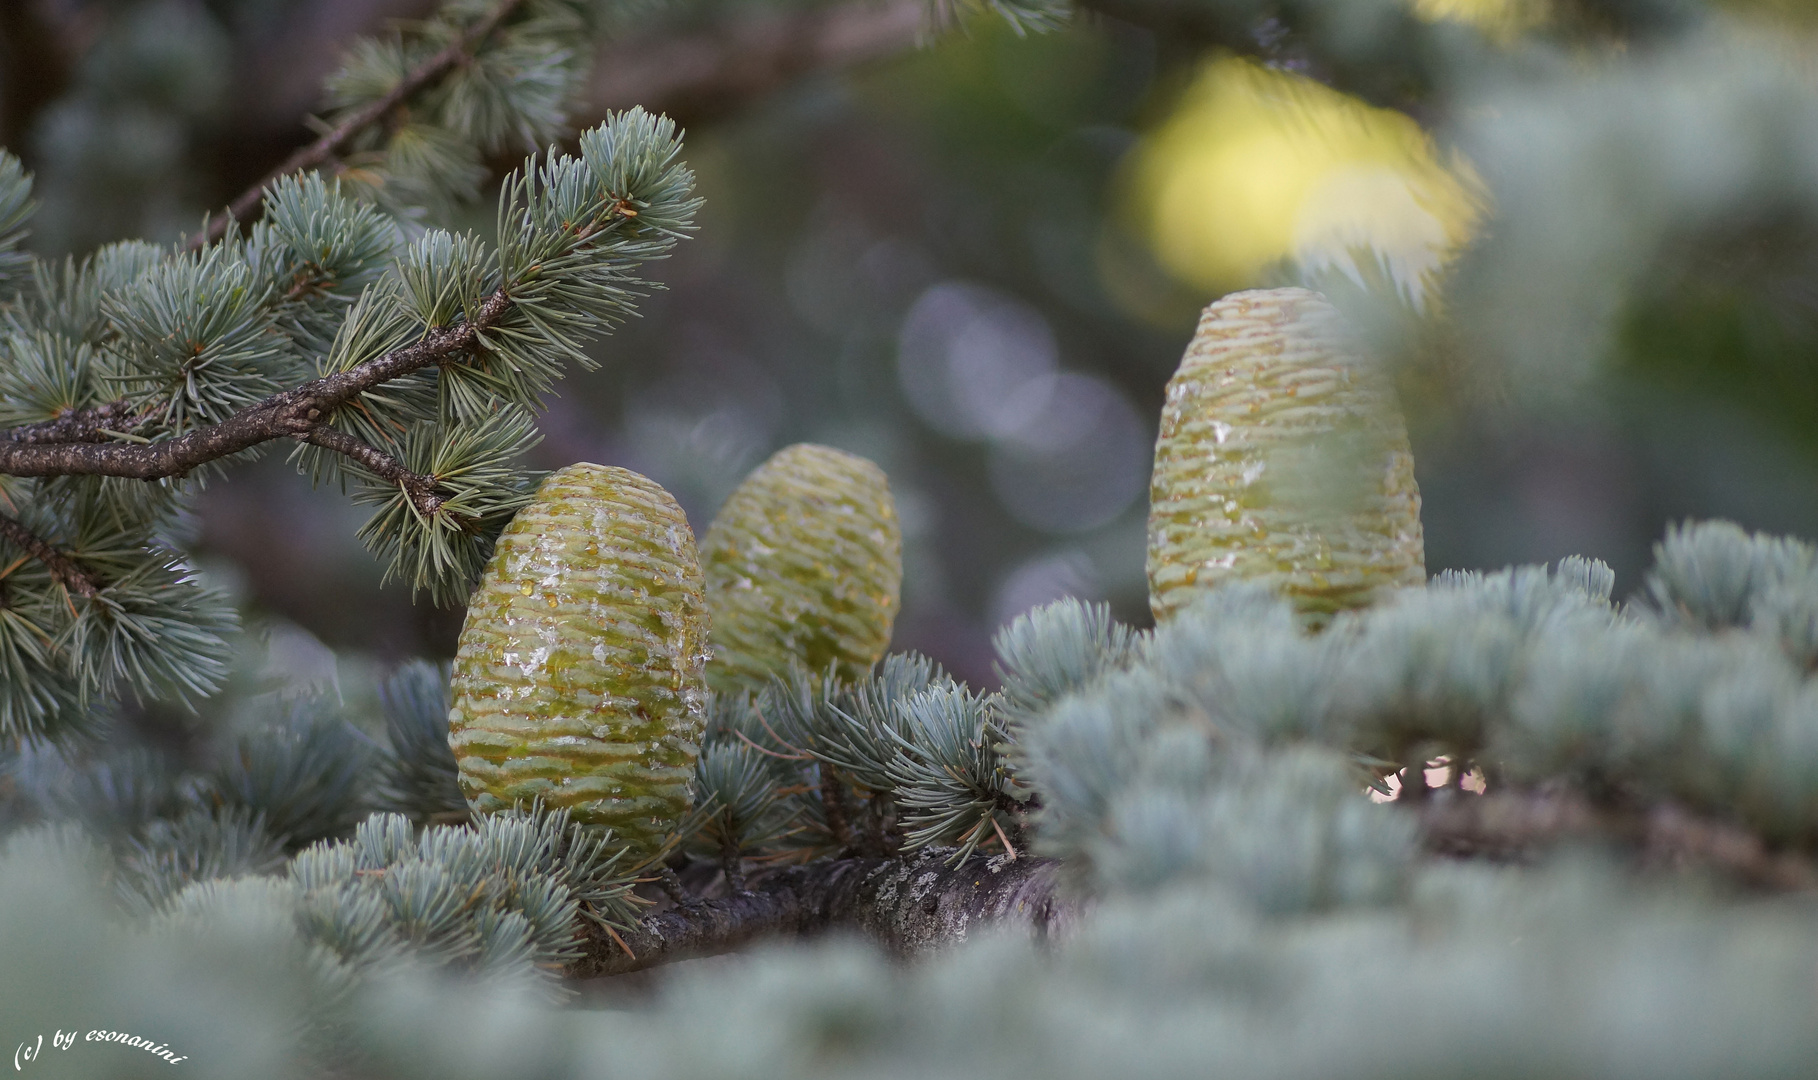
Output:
701,444,902,693
1147,287,1425,624
448,464,709,853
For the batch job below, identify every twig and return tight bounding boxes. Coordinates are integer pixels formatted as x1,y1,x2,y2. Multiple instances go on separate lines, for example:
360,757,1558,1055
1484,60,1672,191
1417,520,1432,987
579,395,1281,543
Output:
733,728,812,761
300,426,446,518
865,791,896,857
1400,761,1431,803
750,702,811,758
190,0,529,249
821,767,856,851
569,850,1073,978
720,836,748,894
0,290,510,481
991,816,1018,860
657,865,701,914
584,0,923,126
0,400,149,446
0,511,99,597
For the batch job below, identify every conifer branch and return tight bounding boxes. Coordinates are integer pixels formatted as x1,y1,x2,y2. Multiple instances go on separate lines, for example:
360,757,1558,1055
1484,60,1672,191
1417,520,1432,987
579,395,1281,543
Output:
586,0,925,124
192,0,529,249
0,400,147,446
570,850,1073,978
0,290,510,480
300,428,450,519
1418,791,1818,892
0,510,98,597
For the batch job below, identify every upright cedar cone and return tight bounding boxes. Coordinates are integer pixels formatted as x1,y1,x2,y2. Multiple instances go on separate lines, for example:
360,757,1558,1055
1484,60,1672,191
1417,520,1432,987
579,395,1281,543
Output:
448,464,708,853
701,444,902,693
1147,287,1425,624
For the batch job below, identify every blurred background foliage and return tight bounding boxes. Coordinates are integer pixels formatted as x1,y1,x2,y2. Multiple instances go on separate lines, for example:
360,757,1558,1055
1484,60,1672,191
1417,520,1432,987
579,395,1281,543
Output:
4,0,1818,697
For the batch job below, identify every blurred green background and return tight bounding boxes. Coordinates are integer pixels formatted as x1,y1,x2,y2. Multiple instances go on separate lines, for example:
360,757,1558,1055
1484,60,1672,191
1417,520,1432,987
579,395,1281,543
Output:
5,0,1817,687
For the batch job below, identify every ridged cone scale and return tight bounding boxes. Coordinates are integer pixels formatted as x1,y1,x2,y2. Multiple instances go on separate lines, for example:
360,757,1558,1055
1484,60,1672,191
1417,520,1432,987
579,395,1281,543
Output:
701,444,902,693
1147,287,1425,624
448,464,708,853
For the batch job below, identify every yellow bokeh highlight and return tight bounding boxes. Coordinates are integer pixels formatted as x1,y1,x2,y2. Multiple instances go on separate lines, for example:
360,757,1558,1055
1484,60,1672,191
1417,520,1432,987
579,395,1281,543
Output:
1122,58,1484,307
1412,0,1552,39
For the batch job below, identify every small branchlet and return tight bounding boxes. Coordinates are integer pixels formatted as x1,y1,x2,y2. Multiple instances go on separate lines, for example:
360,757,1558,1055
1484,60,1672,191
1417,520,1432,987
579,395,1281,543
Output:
194,0,536,246
0,510,99,597
0,108,696,740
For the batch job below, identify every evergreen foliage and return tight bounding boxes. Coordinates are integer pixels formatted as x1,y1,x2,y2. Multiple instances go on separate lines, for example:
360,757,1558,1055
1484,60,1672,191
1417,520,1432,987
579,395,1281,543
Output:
992,596,1144,730
0,153,34,301
209,694,379,851
934,0,1073,33
883,680,1019,858
321,0,633,221
15,525,1818,1075
0,98,699,743
373,660,470,822
118,805,289,915
689,739,797,879
284,805,641,989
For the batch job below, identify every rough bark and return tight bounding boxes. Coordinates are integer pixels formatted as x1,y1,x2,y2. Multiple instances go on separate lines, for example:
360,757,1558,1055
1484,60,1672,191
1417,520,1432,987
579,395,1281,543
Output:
0,290,508,480
300,427,448,518
564,783,1818,983
0,400,146,447
1417,789,1818,891
571,850,1076,978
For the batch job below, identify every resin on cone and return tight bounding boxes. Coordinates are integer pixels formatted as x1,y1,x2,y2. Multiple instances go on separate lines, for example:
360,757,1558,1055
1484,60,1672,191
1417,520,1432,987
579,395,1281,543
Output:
1147,287,1425,624
448,464,708,853
701,444,902,693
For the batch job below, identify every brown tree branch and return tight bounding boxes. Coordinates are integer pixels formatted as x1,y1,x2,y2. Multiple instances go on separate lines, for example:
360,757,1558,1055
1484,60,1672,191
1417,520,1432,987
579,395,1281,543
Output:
300,426,447,518
0,289,510,481
571,784,1818,981
570,850,1075,978
0,511,98,597
1417,789,1818,891
0,400,149,446
584,0,924,126
191,0,528,250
